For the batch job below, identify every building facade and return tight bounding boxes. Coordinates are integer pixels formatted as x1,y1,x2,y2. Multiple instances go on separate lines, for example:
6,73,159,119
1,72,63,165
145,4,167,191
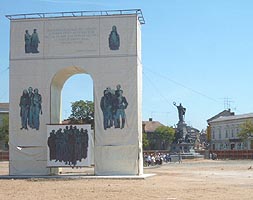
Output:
208,113,253,150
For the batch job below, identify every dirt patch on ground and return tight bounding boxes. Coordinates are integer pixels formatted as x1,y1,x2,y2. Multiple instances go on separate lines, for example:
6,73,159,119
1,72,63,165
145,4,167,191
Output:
0,159,253,200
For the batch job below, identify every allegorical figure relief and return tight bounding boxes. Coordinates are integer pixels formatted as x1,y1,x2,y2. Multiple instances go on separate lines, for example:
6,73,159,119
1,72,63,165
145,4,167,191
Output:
100,84,128,130
24,28,40,53
19,89,30,130
33,88,42,130
27,87,34,128
24,30,31,53
109,25,120,50
19,87,42,130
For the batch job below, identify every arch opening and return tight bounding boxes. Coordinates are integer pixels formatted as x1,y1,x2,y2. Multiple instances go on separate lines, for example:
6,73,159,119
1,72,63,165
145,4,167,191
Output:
50,66,93,124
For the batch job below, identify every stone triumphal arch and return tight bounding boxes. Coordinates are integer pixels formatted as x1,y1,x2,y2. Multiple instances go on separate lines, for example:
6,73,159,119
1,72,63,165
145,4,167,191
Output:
7,10,145,175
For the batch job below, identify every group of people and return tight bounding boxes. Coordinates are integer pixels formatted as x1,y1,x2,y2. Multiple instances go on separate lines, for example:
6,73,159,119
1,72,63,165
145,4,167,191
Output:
19,87,42,130
47,126,89,167
100,84,128,130
143,152,172,166
209,152,218,160
24,29,40,53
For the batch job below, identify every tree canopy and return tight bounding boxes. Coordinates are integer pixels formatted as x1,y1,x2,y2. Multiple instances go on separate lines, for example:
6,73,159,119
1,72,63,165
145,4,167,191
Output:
142,132,149,149
145,125,176,150
238,120,253,141
69,100,94,127
154,126,175,145
0,115,9,146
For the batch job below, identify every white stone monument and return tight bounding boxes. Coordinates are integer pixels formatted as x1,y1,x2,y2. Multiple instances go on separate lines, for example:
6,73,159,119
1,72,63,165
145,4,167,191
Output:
7,10,145,175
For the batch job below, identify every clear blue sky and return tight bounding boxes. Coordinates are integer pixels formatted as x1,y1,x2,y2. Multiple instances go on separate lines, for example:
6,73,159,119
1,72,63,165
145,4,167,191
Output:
1,0,253,130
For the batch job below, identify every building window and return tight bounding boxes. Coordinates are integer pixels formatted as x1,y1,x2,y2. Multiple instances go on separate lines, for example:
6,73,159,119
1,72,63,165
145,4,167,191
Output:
212,130,215,139
225,130,228,138
219,128,221,139
231,129,234,138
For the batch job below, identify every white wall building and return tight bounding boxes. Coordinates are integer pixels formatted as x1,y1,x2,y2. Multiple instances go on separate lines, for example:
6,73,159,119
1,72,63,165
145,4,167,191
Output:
209,113,253,150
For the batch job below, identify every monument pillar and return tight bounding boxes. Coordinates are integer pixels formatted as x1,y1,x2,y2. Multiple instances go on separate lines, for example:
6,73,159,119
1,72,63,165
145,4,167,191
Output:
7,10,145,176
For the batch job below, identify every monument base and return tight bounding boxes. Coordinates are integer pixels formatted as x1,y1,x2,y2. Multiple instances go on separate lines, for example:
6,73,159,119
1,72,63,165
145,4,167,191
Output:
171,142,193,153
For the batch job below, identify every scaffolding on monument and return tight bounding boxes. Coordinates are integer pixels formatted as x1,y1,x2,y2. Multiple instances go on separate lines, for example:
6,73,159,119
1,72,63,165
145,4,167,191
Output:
6,9,145,25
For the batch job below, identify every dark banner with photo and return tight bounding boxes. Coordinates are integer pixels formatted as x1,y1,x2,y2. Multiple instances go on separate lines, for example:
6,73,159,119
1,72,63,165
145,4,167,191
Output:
47,124,92,167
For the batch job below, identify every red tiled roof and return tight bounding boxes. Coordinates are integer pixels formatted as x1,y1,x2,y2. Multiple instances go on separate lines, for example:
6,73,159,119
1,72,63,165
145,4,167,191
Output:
0,103,9,113
142,121,164,133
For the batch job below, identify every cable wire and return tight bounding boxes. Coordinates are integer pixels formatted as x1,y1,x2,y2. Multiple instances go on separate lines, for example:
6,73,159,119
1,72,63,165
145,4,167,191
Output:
144,67,219,103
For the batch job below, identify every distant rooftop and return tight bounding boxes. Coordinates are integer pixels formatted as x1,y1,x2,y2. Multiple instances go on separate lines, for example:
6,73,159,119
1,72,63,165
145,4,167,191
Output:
207,109,235,123
143,119,165,133
5,9,145,24
209,113,253,123
0,103,9,113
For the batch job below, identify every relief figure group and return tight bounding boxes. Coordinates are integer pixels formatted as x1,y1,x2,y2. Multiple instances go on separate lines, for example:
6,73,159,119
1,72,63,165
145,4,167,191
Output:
100,84,128,130
47,126,89,167
19,87,42,130
24,29,40,53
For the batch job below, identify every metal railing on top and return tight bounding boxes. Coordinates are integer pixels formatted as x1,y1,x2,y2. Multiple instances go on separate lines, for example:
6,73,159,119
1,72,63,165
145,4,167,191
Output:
5,9,145,25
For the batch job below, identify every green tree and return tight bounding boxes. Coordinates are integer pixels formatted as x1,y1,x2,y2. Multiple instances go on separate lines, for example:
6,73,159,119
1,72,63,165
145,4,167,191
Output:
238,120,253,141
69,100,94,128
142,132,149,150
0,116,9,148
154,126,175,149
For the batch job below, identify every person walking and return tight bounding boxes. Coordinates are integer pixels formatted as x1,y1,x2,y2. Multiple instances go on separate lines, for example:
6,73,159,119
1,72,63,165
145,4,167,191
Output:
178,151,182,164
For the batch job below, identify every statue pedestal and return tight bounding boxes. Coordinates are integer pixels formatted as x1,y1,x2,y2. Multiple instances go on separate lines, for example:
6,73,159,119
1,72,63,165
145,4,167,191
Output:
177,121,187,138
171,142,193,153
174,121,187,144
172,121,194,153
